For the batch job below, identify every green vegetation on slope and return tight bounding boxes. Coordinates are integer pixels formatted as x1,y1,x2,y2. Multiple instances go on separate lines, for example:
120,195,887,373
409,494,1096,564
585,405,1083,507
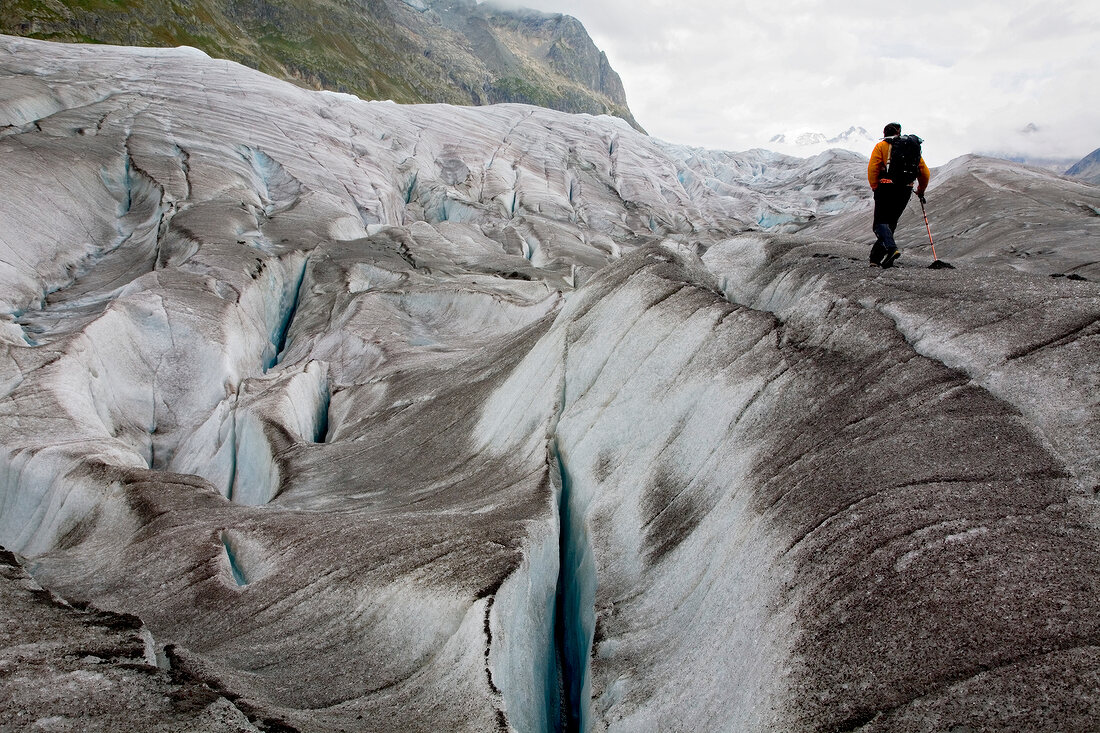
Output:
2,0,439,102
1,0,643,129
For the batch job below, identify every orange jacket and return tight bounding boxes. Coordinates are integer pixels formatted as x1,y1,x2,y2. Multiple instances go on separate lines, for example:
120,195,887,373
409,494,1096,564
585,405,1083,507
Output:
868,138,930,193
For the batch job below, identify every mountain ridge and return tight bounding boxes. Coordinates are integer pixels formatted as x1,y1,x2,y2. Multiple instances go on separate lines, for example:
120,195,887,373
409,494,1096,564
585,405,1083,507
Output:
769,125,875,147
0,0,643,130
1066,146,1100,184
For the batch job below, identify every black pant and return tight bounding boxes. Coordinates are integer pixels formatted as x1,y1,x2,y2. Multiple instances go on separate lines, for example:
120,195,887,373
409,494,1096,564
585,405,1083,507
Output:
869,183,912,262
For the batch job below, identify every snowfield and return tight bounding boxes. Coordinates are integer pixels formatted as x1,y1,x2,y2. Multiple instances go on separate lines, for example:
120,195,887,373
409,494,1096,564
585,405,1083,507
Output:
2,35,1100,732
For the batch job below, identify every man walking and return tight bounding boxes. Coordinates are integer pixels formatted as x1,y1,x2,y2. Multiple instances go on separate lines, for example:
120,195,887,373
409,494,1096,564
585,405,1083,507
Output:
867,122,931,267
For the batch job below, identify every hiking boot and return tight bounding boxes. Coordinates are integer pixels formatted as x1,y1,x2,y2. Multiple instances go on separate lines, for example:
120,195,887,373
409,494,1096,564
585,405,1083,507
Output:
881,249,901,268
869,241,886,265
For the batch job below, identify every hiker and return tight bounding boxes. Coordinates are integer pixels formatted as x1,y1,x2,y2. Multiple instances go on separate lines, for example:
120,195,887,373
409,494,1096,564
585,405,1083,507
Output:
867,122,930,267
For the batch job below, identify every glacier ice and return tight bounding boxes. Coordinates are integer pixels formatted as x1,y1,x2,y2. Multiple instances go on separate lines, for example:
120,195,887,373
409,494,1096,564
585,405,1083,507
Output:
2,33,1100,732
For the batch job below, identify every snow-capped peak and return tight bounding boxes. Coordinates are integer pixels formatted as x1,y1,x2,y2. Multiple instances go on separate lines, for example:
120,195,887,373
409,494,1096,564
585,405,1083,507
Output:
766,126,877,159
769,126,874,147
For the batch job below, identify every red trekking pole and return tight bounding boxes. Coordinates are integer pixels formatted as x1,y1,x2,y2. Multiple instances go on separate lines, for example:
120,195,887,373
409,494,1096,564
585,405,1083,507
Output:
920,197,953,269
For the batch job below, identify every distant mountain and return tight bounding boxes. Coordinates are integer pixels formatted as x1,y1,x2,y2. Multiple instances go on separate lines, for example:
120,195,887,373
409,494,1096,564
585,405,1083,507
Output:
826,126,875,144
769,126,874,147
769,132,827,146
0,0,642,130
765,126,877,159
1066,147,1100,184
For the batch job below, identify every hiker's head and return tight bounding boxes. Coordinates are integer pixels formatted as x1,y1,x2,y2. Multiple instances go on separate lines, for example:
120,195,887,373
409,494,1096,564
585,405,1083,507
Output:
884,122,902,137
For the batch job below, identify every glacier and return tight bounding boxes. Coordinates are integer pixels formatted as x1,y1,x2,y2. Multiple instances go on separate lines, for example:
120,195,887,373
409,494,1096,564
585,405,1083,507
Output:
2,34,1100,732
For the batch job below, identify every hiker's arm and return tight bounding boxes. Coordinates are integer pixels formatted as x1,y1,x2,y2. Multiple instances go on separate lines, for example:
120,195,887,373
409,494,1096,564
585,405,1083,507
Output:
916,157,931,194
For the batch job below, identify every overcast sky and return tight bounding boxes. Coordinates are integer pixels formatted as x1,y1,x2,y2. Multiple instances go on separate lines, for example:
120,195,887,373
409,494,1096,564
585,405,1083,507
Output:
491,0,1100,166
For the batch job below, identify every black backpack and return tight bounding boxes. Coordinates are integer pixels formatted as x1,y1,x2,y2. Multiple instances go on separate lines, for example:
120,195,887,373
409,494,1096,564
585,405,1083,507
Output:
886,134,923,185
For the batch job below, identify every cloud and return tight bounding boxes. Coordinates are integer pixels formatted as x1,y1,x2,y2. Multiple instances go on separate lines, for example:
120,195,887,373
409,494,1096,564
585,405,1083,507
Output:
493,0,1100,165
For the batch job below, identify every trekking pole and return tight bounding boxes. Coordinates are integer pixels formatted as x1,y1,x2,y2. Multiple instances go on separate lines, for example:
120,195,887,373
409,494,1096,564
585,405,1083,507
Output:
920,198,938,259
920,198,954,269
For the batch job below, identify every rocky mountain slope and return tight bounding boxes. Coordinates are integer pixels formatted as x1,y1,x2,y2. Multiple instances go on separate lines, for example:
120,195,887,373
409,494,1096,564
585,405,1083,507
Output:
2,35,1100,732
0,0,641,129
1066,146,1100,185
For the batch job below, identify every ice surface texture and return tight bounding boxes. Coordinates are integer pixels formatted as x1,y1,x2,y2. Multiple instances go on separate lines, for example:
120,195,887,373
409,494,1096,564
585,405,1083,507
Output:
2,35,1100,732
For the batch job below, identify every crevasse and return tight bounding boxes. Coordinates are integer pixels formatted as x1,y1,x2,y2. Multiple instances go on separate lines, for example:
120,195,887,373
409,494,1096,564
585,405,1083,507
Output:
552,439,596,732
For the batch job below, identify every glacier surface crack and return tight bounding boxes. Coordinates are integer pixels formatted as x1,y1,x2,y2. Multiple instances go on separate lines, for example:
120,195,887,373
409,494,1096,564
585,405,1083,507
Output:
267,255,311,371
220,532,248,587
552,440,595,732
